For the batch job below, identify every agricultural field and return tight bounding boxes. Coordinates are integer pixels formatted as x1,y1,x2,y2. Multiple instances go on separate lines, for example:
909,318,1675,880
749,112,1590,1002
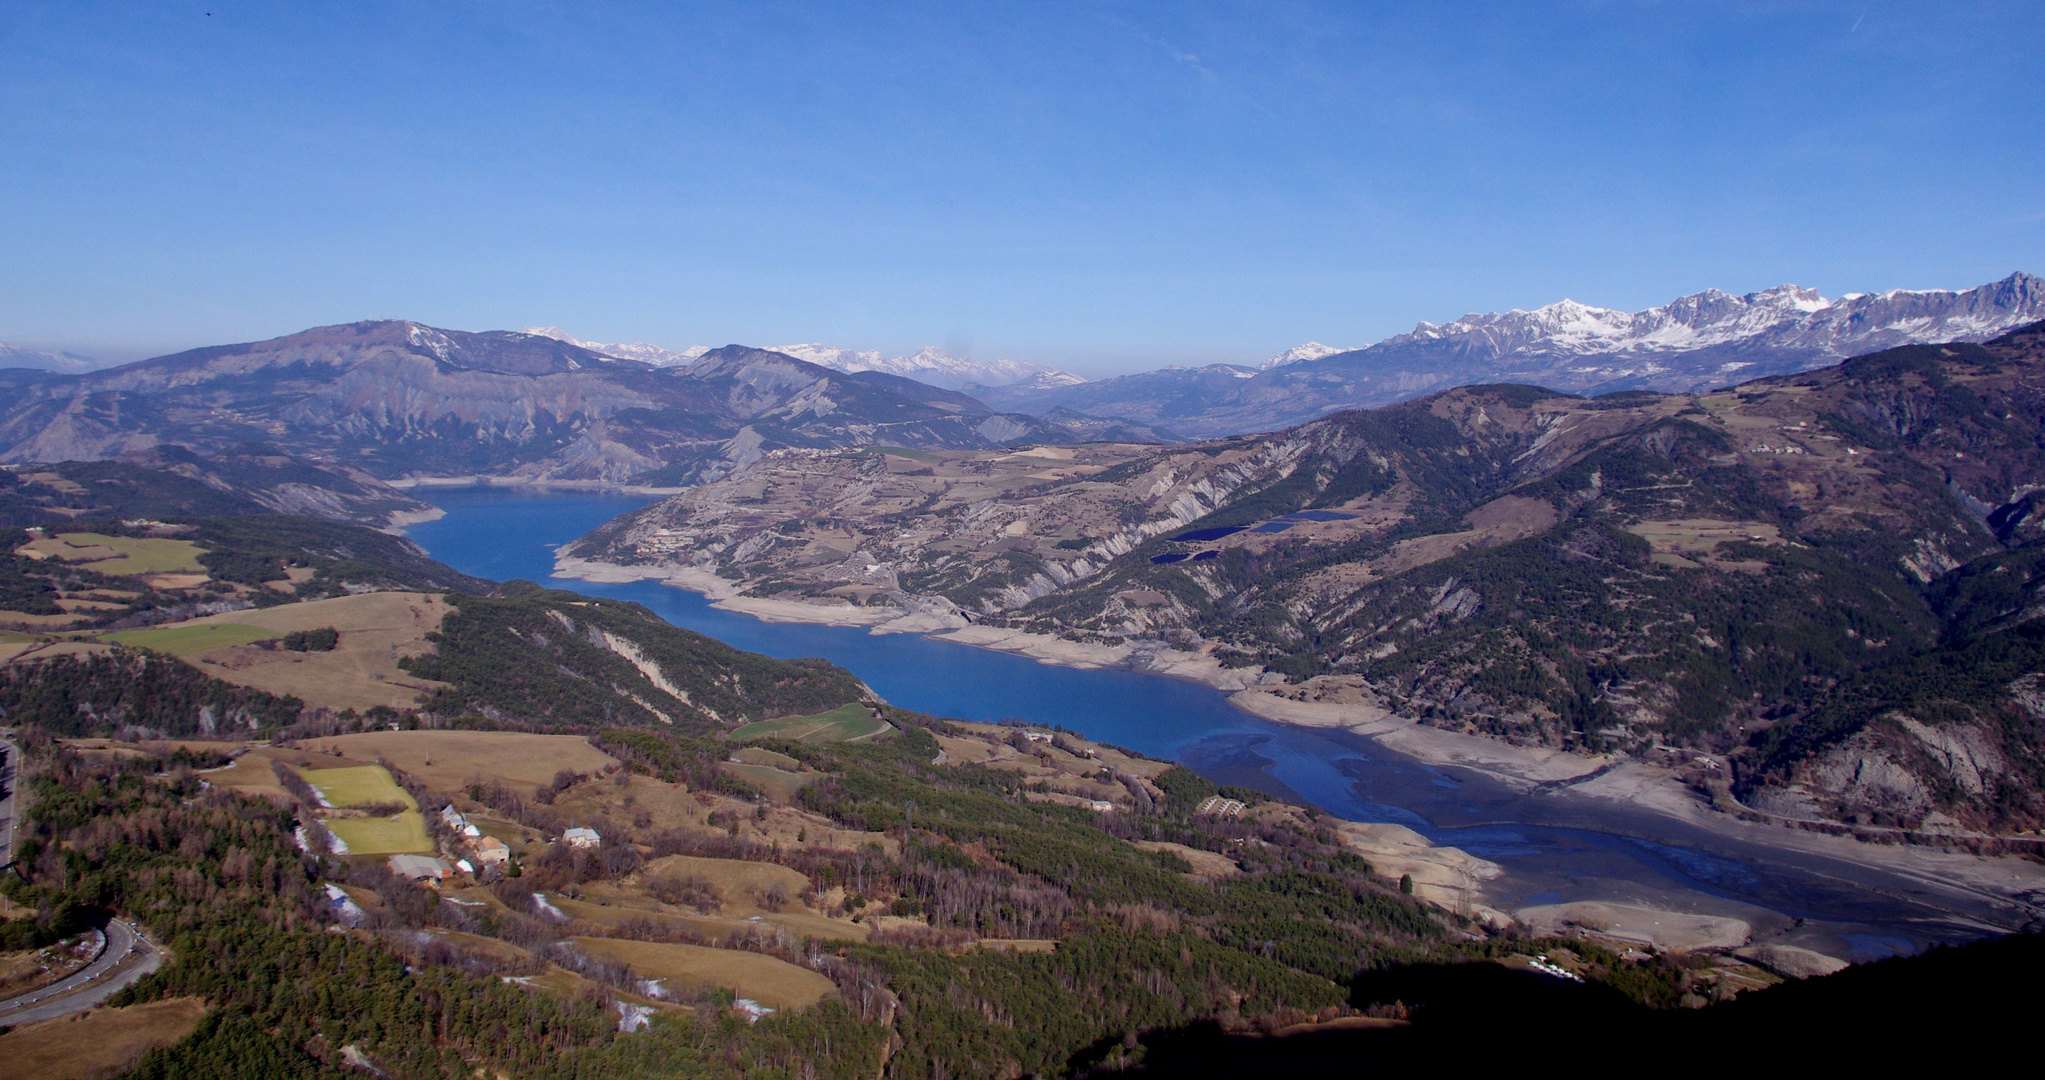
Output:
102,622,279,656
729,703,885,744
14,531,206,575
720,761,816,803
311,729,618,792
932,720,1166,808
565,853,870,944
0,996,211,1080
570,937,835,1010
545,770,894,856
324,814,433,855
176,592,454,712
299,763,433,855
302,764,414,809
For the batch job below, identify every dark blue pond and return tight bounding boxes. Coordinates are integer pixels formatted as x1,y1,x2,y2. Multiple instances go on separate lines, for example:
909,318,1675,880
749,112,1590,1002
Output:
403,487,2031,958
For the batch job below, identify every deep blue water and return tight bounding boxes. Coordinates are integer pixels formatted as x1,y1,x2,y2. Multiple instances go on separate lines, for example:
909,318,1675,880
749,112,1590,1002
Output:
405,487,2033,957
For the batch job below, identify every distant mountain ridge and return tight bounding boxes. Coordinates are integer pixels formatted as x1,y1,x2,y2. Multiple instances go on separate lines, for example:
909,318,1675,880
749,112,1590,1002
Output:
524,327,1085,392
0,321,1180,489
977,272,2045,437
0,341,103,374
771,343,1082,391
521,326,709,367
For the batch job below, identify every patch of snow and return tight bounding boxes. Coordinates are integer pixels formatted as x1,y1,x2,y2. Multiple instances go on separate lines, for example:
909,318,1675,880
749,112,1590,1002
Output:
325,883,366,925
1261,342,1348,368
732,998,776,1023
616,1002,655,1033
772,342,1083,391
522,327,709,368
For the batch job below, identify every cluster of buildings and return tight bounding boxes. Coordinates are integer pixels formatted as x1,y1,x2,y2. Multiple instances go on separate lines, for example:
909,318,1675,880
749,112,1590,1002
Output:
381,805,517,881
1196,795,1247,818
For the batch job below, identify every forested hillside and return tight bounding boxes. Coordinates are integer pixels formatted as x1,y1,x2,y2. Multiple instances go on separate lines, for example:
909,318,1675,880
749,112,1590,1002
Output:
4,705,2034,1077
401,585,870,731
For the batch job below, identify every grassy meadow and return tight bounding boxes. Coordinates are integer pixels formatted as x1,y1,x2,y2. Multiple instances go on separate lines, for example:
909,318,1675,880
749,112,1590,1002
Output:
729,703,884,744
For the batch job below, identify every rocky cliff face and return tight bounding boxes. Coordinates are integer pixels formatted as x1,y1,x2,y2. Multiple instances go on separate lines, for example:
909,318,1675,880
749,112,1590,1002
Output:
0,322,1176,486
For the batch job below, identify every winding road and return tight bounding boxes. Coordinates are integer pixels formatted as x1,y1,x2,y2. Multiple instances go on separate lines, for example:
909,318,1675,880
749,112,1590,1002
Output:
0,919,163,1026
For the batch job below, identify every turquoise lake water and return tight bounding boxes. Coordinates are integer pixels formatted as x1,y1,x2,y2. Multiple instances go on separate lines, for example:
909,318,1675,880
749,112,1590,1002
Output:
404,487,2031,958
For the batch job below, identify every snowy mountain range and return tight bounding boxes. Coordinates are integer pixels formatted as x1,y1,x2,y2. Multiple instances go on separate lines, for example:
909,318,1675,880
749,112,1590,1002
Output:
1370,273,2045,379
976,272,2045,437
525,327,1083,392
766,344,1080,391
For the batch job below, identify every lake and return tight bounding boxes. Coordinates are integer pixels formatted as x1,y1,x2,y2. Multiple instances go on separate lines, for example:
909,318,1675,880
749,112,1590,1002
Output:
406,486,2028,959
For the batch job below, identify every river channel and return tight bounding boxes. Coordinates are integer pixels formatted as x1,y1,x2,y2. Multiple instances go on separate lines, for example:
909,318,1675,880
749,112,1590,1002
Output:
405,487,2040,960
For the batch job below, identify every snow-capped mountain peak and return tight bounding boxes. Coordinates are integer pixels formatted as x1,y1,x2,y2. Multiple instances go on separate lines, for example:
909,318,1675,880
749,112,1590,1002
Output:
771,343,1083,392
1261,342,1348,368
770,343,886,370
521,327,708,368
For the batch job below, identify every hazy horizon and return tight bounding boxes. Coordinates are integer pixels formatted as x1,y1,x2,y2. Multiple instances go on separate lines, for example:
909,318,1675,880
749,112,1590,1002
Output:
3,2,2040,376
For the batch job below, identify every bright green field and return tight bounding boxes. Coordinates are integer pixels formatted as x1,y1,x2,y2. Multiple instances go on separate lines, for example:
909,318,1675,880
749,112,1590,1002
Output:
102,622,279,656
324,815,434,855
303,765,431,854
302,765,416,809
729,703,885,744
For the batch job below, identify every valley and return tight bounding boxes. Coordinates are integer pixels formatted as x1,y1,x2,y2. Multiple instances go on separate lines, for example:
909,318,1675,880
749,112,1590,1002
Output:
1,407,2042,1077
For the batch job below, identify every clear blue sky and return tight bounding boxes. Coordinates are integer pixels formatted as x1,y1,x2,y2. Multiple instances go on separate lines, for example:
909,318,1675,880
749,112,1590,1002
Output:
2,2,2039,373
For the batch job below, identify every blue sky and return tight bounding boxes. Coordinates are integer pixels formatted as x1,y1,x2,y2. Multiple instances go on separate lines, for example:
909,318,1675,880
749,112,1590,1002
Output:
1,2,2039,373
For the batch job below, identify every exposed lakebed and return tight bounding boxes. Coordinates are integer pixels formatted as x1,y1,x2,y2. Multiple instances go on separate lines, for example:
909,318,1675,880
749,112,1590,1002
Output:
407,487,2040,960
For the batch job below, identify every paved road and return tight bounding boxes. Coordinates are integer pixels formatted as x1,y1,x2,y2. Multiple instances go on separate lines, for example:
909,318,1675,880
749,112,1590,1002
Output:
0,919,163,1025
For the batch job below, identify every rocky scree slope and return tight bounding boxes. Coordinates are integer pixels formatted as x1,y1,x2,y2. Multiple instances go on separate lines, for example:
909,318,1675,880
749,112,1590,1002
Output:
980,272,2045,438
571,321,2045,834
0,321,1176,487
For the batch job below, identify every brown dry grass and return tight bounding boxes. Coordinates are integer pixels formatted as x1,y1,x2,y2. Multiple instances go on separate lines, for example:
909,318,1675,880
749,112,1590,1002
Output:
181,592,454,712
719,762,814,803
1135,840,1240,879
202,745,367,801
425,929,534,964
0,996,209,1080
975,939,1058,953
564,852,870,943
570,938,834,1010
312,730,619,793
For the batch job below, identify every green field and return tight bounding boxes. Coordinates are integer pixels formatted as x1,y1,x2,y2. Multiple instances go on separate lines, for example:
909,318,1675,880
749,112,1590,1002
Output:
323,815,434,855
102,622,279,656
301,764,417,809
729,703,885,744
301,764,432,854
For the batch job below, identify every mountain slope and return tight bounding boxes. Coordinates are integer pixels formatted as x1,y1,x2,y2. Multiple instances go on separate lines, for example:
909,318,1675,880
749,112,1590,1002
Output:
0,322,1174,488
569,320,2045,833
992,272,2045,437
